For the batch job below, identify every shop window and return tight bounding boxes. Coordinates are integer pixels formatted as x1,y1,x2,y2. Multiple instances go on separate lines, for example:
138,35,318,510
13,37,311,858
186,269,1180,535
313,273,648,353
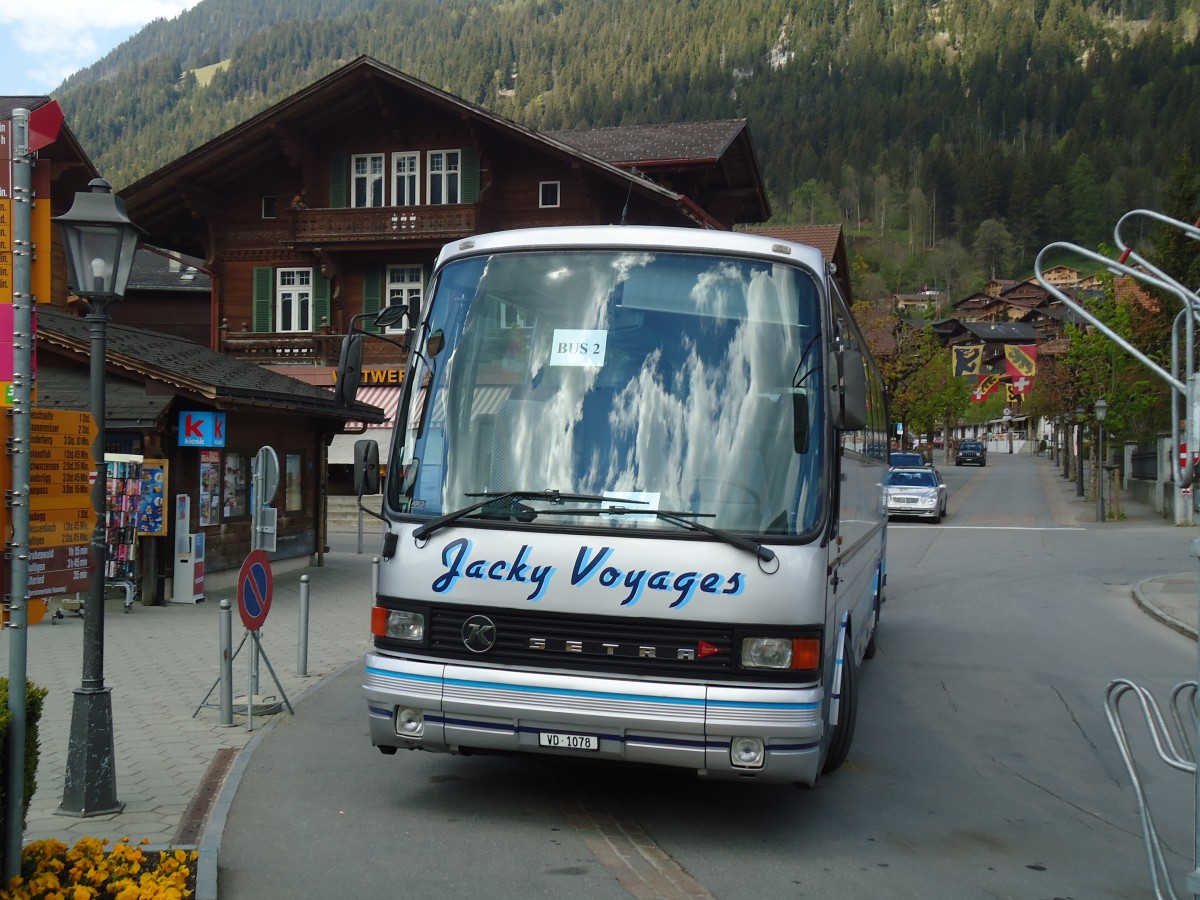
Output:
222,452,249,519
200,451,222,526
286,453,303,511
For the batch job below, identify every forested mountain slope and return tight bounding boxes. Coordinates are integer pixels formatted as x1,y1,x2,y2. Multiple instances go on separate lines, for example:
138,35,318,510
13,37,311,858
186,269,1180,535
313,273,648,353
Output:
52,0,1200,288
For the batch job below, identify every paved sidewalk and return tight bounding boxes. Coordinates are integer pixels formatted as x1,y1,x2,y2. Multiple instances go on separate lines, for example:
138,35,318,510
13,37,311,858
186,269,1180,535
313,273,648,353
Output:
1030,451,1200,640
6,546,379,895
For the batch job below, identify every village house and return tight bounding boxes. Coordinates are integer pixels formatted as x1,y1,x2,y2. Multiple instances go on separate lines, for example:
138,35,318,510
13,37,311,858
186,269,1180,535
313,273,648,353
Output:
117,55,773,493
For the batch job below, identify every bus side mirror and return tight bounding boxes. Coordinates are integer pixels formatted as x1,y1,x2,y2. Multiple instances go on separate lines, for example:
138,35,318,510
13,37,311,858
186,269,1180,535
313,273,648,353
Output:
831,346,868,431
335,333,365,407
354,439,380,497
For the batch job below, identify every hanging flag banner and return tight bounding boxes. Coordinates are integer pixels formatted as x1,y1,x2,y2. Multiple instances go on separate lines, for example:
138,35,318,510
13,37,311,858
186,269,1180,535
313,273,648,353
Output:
1010,374,1033,395
1004,344,1037,378
952,344,984,377
972,374,1002,402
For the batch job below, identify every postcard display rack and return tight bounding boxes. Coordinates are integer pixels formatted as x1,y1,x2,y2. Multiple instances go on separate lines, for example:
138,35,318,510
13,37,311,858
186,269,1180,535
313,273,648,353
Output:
104,453,144,611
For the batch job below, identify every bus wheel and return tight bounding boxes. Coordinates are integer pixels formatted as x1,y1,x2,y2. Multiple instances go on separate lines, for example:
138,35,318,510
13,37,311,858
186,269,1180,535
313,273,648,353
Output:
821,647,859,775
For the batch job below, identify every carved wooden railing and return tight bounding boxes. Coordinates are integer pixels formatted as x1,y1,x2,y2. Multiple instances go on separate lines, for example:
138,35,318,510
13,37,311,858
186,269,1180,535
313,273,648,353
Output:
219,322,344,366
287,205,477,244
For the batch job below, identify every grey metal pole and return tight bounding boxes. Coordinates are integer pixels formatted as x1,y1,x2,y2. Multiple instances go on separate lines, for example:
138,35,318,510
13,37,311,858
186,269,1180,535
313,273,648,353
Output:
249,627,260,700
58,301,122,817
1098,429,1107,522
219,599,233,726
3,106,34,883
1191,537,1200,897
1076,421,1085,497
297,574,310,676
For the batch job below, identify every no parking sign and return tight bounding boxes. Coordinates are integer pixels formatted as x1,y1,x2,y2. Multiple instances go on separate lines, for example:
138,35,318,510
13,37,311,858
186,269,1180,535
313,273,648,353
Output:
237,549,273,631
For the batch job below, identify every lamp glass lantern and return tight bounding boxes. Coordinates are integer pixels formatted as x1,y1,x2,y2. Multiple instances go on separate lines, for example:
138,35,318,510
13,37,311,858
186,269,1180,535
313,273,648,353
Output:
54,178,145,304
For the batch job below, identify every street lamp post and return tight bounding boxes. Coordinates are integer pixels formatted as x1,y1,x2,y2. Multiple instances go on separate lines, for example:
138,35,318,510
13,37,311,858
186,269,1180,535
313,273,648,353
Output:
1075,406,1086,497
1095,398,1109,523
53,178,145,817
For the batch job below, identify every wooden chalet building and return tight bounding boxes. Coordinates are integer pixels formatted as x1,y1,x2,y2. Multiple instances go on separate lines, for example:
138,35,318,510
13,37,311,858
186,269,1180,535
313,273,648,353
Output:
118,55,772,487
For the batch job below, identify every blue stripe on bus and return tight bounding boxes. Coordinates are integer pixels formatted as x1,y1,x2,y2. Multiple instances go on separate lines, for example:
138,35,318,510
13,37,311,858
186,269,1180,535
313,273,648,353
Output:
368,666,819,711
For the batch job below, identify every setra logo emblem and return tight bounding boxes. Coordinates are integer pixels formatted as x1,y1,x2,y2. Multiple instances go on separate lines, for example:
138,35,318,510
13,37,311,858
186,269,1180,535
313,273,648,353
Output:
462,615,498,653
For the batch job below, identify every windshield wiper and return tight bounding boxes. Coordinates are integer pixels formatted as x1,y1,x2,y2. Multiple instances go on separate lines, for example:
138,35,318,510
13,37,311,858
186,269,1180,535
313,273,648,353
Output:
412,490,641,541
538,505,776,564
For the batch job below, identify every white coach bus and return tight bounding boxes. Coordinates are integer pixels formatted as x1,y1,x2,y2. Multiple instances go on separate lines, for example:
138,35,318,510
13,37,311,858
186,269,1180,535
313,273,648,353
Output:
347,225,888,784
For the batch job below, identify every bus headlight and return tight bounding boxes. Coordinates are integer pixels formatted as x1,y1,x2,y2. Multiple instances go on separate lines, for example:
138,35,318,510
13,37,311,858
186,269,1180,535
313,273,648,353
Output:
742,637,792,668
740,637,821,671
373,607,426,642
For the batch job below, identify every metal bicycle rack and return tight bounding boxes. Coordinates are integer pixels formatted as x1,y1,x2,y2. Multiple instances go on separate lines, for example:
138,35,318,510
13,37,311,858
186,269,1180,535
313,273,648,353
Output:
1035,210,1200,898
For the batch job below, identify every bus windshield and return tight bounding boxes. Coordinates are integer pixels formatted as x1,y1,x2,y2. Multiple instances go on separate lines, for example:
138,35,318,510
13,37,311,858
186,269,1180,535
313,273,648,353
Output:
388,248,827,538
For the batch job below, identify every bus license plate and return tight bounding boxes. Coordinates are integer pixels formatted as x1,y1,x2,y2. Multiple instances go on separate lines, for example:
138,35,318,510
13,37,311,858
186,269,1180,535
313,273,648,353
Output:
538,731,599,751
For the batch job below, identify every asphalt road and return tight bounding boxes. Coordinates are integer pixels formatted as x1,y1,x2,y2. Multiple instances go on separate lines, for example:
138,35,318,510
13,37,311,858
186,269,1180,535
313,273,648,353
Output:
218,451,1198,898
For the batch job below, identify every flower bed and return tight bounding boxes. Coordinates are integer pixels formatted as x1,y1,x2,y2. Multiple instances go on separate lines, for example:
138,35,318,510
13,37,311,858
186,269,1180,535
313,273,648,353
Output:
5,837,198,899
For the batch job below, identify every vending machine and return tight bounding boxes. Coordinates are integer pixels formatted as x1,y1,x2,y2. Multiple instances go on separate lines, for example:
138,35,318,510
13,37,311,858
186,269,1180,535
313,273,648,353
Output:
171,493,205,603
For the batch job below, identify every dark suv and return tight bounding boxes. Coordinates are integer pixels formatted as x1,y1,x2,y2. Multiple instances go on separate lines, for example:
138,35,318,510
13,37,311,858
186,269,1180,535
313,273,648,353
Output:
955,440,987,466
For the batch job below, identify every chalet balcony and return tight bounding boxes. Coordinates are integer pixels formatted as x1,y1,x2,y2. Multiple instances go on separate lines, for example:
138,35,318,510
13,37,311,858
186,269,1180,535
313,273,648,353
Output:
219,323,406,368
286,204,478,246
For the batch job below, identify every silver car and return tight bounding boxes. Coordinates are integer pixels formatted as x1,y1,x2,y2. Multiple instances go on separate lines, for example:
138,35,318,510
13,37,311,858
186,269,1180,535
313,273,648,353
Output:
884,466,948,522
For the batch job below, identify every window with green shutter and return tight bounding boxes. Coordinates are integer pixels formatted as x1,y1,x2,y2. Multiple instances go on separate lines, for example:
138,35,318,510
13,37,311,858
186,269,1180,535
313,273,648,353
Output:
252,267,274,332
460,147,480,203
329,154,348,208
313,271,331,330
363,267,383,333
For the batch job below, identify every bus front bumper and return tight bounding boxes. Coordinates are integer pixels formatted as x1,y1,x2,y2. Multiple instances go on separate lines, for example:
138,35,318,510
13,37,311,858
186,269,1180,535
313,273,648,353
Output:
363,653,827,784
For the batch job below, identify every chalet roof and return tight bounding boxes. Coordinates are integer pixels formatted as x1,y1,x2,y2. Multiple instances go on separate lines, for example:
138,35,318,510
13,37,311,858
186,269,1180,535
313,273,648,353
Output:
127,247,211,294
1114,276,1161,313
0,97,50,116
119,56,726,236
1,96,98,204
546,120,742,164
548,120,770,222
958,321,1041,342
739,225,840,260
35,362,174,430
35,306,383,425
953,292,995,309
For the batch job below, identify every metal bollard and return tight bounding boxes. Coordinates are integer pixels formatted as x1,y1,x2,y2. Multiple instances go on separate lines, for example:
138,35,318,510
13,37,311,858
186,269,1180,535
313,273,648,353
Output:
298,574,310,677
372,556,380,602
219,599,233,726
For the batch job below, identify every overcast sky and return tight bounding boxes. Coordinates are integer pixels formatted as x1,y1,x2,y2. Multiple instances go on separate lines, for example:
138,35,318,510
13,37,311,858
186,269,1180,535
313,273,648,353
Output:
0,0,201,96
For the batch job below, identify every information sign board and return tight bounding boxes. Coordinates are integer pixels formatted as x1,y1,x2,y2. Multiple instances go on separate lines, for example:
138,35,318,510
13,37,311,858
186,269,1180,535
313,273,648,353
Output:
29,506,93,548
28,543,90,598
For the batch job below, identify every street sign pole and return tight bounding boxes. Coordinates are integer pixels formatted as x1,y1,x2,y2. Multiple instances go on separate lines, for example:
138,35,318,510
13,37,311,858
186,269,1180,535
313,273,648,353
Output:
3,108,35,882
